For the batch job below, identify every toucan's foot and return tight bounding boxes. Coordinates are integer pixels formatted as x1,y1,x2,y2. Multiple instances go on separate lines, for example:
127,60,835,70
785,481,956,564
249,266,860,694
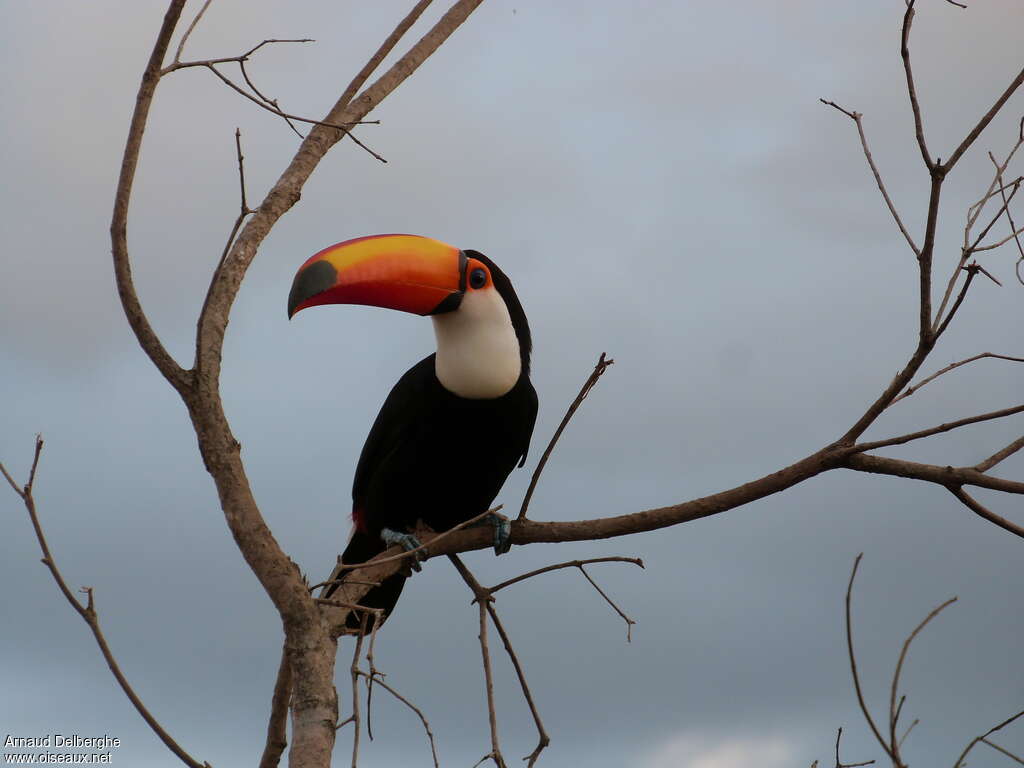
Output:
471,512,512,555
380,527,426,572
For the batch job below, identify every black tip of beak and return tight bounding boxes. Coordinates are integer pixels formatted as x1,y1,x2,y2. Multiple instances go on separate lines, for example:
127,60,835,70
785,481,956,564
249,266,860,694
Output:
288,260,338,319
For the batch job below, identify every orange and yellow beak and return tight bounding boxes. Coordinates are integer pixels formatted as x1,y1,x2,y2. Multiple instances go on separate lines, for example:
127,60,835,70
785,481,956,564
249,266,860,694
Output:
287,234,467,319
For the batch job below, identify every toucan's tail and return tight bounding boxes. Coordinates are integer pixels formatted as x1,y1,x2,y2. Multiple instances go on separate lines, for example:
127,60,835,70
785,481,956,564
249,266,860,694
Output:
321,530,407,633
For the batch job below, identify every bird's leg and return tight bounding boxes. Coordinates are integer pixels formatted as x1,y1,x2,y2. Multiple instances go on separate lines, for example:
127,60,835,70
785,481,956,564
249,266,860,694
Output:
470,511,512,555
380,527,426,572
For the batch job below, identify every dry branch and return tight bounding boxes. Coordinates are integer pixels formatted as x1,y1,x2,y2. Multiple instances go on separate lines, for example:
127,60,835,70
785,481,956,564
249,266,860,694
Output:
946,485,1024,540
891,352,1024,405
356,671,439,768
258,645,292,768
834,728,875,768
2,438,211,768
518,352,613,520
820,99,920,256
954,708,1024,768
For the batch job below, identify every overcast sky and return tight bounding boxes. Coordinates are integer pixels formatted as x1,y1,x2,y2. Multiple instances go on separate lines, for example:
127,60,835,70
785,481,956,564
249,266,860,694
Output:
3,2,1023,767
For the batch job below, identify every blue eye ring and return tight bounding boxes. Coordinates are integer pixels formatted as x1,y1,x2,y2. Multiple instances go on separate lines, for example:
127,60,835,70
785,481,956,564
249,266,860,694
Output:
469,267,487,289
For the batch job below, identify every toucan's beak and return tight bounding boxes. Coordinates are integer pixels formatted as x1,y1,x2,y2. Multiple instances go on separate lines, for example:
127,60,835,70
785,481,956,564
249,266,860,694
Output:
288,234,466,319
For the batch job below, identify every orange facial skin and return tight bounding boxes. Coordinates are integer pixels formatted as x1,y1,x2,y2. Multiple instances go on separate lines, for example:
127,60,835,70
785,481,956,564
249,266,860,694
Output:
288,234,466,318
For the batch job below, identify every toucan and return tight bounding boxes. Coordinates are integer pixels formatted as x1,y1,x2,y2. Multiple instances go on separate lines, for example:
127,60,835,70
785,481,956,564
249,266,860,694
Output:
288,234,538,631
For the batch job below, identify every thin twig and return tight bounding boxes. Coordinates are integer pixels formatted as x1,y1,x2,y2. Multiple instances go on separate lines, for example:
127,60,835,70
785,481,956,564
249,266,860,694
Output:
888,596,957,763
518,353,613,520
820,100,919,256
976,434,1024,473
363,606,383,742
490,556,644,594
989,151,1024,265
198,63,387,161
944,64,1024,173
357,671,440,767
477,599,505,767
845,555,896,762
165,37,314,74
891,352,1024,405
901,2,934,170
578,564,637,642
947,485,1024,540
982,738,1024,765
852,401,1024,454
239,59,303,138
968,181,1022,254
171,0,213,66
941,143,1024,325
345,615,368,768
257,645,292,768
835,727,876,768
934,263,978,339
953,708,1024,768
448,555,508,768
483,605,550,767
937,262,983,339
196,129,256,357
898,719,919,749
973,222,1024,253
967,175,1024,237
2,437,211,768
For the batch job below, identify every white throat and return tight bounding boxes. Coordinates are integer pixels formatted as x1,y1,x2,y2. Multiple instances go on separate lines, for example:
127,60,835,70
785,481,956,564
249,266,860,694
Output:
431,287,522,399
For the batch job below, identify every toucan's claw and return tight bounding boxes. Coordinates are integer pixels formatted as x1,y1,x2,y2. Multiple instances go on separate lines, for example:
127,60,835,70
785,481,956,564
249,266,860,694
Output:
472,512,512,555
380,527,426,572
493,513,512,555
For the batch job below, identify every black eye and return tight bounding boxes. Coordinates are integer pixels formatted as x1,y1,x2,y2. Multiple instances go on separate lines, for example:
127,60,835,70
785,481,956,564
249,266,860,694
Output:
469,267,487,289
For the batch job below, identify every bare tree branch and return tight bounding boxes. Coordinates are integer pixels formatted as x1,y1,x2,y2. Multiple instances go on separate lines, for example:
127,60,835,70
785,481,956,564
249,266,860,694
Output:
891,352,1024,405
944,65,1024,173
981,738,1024,766
487,606,550,767
947,485,1024,540
845,555,895,762
852,401,1024,454
518,352,613,520
110,0,192,394
448,555,509,768
820,99,920,256
490,556,644,594
578,564,638,642
834,727,875,768
954,708,1024,768
934,262,980,338
343,615,368,768
258,645,292,768
171,0,213,67
976,434,1024,473
357,671,439,768
2,437,211,768
901,3,934,171
888,596,958,764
